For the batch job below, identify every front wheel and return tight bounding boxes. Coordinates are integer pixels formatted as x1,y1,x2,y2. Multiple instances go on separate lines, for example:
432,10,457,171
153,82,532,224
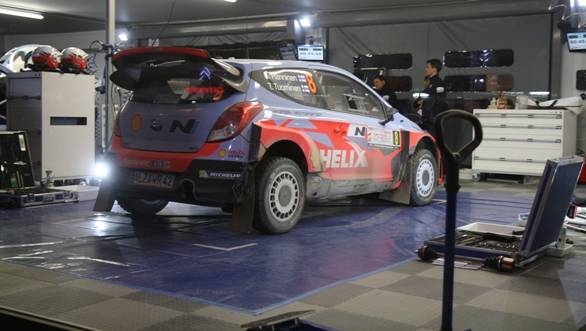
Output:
410,149,438,206
255,157,306,234
117,198,168,216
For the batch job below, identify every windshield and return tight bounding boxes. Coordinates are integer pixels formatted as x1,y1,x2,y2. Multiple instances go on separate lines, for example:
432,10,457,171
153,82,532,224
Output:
130,60,237,104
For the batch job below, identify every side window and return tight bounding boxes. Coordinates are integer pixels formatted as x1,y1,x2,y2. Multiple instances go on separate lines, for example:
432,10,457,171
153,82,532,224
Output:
316,70,385,119
250,69,325,109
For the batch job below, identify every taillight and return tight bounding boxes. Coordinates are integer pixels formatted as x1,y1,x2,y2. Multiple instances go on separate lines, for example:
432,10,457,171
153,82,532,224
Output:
113,112,121,137
207,101,263,142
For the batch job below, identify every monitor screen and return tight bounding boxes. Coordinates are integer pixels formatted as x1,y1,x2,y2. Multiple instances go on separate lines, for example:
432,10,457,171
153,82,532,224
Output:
297,45,324,61
567,32,586,52
520,156,584,257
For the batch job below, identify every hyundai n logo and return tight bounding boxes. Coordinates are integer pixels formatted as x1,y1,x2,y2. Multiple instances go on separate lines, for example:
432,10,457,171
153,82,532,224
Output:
150,118,163,131
149,118,198,134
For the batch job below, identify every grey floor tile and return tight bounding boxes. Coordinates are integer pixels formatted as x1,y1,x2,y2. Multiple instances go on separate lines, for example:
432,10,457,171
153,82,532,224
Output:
389,261,435,275
383,275,492,304
5,266,79,284
140,314,239,331
417,266,513,288
300,283,372,308
0,273,52,297
334,289,441,327
522,258,586,283
351,270,410,288
307,309,415,331
0,285,111,316
0,261,31,273
123,291,208,313
498,274,586,303
56,298,183,331
467,289,586,323
63,278,138,297
423,305,577,331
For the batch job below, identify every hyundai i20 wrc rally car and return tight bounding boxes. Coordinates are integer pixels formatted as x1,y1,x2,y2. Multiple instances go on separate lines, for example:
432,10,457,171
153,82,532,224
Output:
105,47,442,234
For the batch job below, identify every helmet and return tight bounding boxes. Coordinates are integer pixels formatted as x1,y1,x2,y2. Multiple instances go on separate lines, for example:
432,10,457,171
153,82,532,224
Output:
31,46,61,71
60,47,89,74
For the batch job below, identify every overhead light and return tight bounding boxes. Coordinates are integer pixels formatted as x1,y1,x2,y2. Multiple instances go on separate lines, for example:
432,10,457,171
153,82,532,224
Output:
223,0,237,3
0,6,44,20
578,0,586,7
118,33,129,42
298,16,312,28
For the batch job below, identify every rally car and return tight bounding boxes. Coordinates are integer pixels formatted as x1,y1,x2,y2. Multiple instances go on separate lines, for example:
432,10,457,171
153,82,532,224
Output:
105,47,442,234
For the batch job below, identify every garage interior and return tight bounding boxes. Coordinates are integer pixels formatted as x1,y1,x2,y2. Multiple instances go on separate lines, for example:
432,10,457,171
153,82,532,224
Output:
1,1,586,331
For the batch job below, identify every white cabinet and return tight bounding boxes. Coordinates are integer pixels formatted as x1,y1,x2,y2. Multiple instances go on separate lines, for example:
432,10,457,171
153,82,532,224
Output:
7,72,95,182
472,109,577,177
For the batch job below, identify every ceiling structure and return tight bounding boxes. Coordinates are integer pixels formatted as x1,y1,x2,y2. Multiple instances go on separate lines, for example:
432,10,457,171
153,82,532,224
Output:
0,0,552,35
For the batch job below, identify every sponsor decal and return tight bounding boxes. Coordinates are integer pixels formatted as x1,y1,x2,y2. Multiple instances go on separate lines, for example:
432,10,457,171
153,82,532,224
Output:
131,114,143,133
367,128,401,149
218,149,246,159
199,67,212,80
199,170,242,180
320,148,367,169
124,159,172,170
348,125,401,149
184,86,224,95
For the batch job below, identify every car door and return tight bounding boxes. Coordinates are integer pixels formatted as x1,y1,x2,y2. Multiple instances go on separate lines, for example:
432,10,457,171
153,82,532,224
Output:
312,69,403,184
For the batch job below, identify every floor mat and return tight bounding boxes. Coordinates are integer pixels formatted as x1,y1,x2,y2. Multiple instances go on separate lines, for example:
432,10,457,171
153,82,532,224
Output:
0,191,534,314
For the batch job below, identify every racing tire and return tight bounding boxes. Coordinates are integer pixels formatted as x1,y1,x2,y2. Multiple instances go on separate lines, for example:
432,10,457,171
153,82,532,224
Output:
117,198,168,216
255,157,306,234
409,149,438,206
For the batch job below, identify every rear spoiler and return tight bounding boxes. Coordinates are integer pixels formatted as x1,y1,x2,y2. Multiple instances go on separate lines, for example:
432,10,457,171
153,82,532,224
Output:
110,47,246,92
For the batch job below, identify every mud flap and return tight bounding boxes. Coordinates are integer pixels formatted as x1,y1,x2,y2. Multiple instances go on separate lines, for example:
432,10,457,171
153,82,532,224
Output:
230,166,256,233
379,164,412,205
230,124,262,233
379,130,412,205
93,182,116,212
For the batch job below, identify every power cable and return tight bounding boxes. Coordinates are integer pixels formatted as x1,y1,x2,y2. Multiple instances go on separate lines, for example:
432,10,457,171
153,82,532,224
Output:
152,0,179,46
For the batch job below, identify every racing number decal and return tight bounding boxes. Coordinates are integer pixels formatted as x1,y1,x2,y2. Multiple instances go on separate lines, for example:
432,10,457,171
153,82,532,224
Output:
306,73,318,95
393,131,401,146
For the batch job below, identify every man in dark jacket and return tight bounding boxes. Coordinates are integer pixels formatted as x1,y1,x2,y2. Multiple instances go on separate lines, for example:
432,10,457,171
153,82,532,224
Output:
419,59,448,134
373,75,399,110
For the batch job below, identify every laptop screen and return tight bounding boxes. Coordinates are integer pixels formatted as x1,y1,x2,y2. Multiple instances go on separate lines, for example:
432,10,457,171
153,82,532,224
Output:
520,156,584,257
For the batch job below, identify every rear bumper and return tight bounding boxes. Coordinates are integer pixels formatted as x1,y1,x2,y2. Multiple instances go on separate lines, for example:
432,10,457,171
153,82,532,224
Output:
106,155,251,206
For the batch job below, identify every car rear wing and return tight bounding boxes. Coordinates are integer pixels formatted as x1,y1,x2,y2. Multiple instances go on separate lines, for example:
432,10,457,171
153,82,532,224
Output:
110,47,247,92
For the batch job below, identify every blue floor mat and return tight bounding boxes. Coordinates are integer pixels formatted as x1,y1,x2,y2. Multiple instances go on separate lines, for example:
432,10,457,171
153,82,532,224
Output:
0,191,534,314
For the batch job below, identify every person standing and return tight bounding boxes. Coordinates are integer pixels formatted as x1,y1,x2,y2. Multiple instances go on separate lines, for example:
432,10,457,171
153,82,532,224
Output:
419,59,448,133
373,75,399,110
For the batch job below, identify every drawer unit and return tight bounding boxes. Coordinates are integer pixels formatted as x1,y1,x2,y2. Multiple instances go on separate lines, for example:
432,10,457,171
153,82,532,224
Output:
472,109,577,177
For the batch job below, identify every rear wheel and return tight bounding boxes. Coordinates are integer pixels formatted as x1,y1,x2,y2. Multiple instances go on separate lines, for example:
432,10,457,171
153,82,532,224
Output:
117,198,168,216
255,157,305,234
410,149,437,206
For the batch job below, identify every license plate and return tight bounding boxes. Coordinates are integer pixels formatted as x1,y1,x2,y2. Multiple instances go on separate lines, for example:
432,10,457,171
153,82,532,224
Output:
130,171,175,189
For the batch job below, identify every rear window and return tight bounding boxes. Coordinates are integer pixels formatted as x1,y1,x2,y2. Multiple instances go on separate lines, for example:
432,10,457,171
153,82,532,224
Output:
131,61,236,104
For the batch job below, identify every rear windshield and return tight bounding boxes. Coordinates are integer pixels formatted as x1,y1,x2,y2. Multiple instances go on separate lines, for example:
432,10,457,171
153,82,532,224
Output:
131,60,237,104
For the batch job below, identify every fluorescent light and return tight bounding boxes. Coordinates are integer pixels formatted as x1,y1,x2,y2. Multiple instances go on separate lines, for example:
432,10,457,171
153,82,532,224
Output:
118,33,129,42
579,0,586,6
223,0,237,3
0,6,44,20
